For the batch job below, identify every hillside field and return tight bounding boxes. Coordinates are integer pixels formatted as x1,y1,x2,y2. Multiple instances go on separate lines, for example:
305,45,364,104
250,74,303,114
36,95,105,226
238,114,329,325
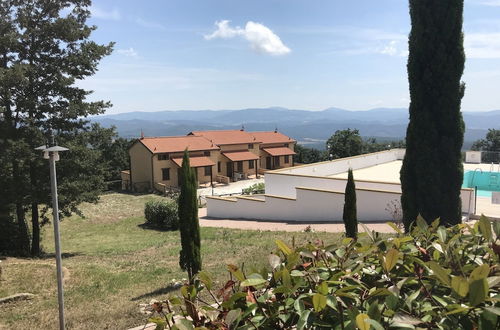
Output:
0,193,344,329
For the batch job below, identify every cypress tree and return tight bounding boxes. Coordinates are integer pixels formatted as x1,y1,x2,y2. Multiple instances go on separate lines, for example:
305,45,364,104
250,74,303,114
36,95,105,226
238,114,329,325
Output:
178,149,202,281
400,0,465,229
343,169,357,239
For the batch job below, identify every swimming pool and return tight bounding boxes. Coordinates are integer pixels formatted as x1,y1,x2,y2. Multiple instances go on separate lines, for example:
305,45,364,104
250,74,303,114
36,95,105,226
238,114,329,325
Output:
462,170,500,197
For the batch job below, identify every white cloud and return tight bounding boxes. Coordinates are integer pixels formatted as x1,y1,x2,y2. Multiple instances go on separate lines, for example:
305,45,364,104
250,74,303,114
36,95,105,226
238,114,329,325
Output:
204,20,291,56
135,18,166,30
465,33,500,58
117,48,138,57
90,5,120,21
379,40,409,57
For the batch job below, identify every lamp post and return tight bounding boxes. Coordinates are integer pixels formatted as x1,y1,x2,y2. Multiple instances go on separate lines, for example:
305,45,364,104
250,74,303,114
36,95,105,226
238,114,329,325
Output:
35,143,68,330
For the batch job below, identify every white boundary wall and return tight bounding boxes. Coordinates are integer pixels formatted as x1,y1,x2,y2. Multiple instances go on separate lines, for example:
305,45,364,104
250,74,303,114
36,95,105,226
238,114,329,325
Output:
206,149,476,222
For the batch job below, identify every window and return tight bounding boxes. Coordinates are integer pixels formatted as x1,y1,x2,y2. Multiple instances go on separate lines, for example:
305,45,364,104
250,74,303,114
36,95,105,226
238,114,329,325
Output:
218,161,221,173
237,161,243,172
162,168,170,180
284,155,290,164
249,160,254,169
248,143,254,149
204,166,211,176
284,143,289,148
158,153,169,160
204,151,211,156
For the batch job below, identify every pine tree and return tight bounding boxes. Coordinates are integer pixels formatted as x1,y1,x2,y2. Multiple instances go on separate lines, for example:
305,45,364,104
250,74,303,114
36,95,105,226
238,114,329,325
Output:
178,150,202,281
343,169,357,239
400,0,465,229
0,0,113,255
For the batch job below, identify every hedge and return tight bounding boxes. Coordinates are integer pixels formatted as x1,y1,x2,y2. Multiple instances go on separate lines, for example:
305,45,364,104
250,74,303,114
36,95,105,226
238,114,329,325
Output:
144,199,178,230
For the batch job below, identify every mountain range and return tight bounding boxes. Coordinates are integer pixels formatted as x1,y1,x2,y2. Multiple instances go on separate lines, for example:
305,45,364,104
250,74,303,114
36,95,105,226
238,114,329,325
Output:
91,107,500,149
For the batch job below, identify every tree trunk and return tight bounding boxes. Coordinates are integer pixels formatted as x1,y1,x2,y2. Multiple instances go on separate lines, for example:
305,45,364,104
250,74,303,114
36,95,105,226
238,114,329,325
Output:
31,203,40,256
13,161,30,254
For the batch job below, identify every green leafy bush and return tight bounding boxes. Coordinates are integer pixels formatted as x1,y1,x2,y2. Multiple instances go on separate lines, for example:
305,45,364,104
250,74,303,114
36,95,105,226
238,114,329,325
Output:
146,216,500,329
242,183,265,195
144,199,178,230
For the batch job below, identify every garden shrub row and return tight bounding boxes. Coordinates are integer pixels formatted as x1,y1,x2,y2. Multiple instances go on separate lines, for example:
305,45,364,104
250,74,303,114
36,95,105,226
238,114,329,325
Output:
146,216,500,329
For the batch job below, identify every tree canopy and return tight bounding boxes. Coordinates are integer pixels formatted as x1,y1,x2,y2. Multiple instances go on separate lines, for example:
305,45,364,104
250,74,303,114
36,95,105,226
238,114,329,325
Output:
0,0,113,255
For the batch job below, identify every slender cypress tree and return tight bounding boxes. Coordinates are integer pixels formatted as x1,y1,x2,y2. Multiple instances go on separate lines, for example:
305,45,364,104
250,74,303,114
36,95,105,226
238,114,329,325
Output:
400,0,465,229
178,150,202,281
343,169,357,239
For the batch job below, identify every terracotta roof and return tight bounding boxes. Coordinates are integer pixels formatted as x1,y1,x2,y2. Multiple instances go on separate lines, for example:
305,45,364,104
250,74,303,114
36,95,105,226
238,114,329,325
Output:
222,151,260,162
190,130,259,145
249,131,295,144
139,136,218,153
171,156,215,168
263,147,296,156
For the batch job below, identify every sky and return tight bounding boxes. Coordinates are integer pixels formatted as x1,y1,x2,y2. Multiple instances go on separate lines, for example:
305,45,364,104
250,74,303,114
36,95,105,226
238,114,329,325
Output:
79,0,500,114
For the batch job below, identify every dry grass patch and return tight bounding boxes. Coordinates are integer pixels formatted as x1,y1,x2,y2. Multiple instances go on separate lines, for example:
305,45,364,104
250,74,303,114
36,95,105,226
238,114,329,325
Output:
0,193,353,329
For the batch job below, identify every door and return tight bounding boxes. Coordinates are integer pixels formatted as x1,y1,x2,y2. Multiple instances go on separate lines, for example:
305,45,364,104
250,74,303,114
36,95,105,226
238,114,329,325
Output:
266,156,272,169
227,162,233,178
177,168,182,186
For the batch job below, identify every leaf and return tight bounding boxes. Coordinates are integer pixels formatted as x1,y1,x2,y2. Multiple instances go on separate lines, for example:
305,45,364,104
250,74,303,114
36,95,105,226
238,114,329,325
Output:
393,313,423,325
416,215,428,231
294,298,305,313
383,248,400,272
225,308,241,328
276,239,293,255
479,308,498,330
478,215,492,241
198,271,213,290
282,268,292,288
356,313,370,330
469,278,488,306
268,254,281,269
487,276,500,288
369,288,392,297
431,242,444,253
174,318,194,330
312,293,327,312
227,264,245,281
437,226,447,242
240,278,267,287
493,220,500,237
386,222,403,234
296,310,311,330
366,319,385,330
470,264,490,282
451,276,469,297
427,261,450,286
360,223,375,242
316,281,329,295
484,307,500,316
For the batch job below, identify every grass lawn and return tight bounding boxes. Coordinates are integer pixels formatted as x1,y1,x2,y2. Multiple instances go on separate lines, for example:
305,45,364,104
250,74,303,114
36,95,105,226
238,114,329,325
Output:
1,193,359,329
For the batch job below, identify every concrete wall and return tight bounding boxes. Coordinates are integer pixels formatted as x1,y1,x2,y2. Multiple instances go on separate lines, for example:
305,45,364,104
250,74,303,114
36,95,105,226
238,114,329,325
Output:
207,186,402,222
273,149,404,177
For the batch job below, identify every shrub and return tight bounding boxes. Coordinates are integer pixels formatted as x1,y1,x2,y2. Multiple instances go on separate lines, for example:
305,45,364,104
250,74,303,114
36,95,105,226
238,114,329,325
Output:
343,168,357,239
144,199,178,230
242,182,265,195
145,216,500,329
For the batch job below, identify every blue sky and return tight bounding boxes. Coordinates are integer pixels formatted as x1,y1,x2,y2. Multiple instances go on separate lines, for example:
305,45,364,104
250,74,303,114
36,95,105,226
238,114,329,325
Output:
80,0,500,114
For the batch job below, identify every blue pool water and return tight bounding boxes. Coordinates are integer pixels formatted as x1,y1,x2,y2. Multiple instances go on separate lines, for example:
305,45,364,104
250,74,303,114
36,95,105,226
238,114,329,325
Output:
462,171,500,197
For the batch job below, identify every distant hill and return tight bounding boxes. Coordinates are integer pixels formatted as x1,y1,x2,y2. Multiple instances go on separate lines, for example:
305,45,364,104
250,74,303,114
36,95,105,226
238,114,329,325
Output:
91,107,500,149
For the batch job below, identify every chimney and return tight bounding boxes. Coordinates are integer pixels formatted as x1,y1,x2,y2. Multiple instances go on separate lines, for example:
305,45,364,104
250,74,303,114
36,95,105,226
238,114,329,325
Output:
240,124,245,131
140,129,144,140
274,126,278,133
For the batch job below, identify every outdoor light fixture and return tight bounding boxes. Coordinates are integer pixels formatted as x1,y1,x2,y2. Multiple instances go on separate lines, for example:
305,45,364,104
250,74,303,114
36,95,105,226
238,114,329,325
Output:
35,141,69,330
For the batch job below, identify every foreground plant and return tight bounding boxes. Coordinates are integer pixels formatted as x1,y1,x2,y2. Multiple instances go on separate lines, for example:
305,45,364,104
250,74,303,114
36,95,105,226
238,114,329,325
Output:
146,216,500,329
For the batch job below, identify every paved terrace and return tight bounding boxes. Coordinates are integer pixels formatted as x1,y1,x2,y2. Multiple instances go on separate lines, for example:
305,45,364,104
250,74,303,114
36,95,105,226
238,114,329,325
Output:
330,160,500,218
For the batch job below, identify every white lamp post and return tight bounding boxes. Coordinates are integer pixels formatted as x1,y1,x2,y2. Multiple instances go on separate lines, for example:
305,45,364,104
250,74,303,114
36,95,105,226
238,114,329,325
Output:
35,143,68,330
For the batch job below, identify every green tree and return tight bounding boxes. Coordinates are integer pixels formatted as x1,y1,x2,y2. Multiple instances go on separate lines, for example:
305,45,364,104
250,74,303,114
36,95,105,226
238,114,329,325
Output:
471,129,500,163
326,129,363,159
0,0,113,255
294,144,326,164
400,0,465,229
178,150,202,281
342,169,357,239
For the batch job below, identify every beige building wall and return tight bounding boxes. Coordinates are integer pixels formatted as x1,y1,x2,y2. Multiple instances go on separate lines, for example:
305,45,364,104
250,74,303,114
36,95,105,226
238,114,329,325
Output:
259,142,296,170
129,142,153,191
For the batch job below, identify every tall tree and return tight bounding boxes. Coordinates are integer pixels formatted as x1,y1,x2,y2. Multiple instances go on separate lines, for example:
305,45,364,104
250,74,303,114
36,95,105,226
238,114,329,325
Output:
342,169,357,239
0,0,113,255
326,129,363,160
471,129,500,163
400,0,465,229
178,150,202,281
